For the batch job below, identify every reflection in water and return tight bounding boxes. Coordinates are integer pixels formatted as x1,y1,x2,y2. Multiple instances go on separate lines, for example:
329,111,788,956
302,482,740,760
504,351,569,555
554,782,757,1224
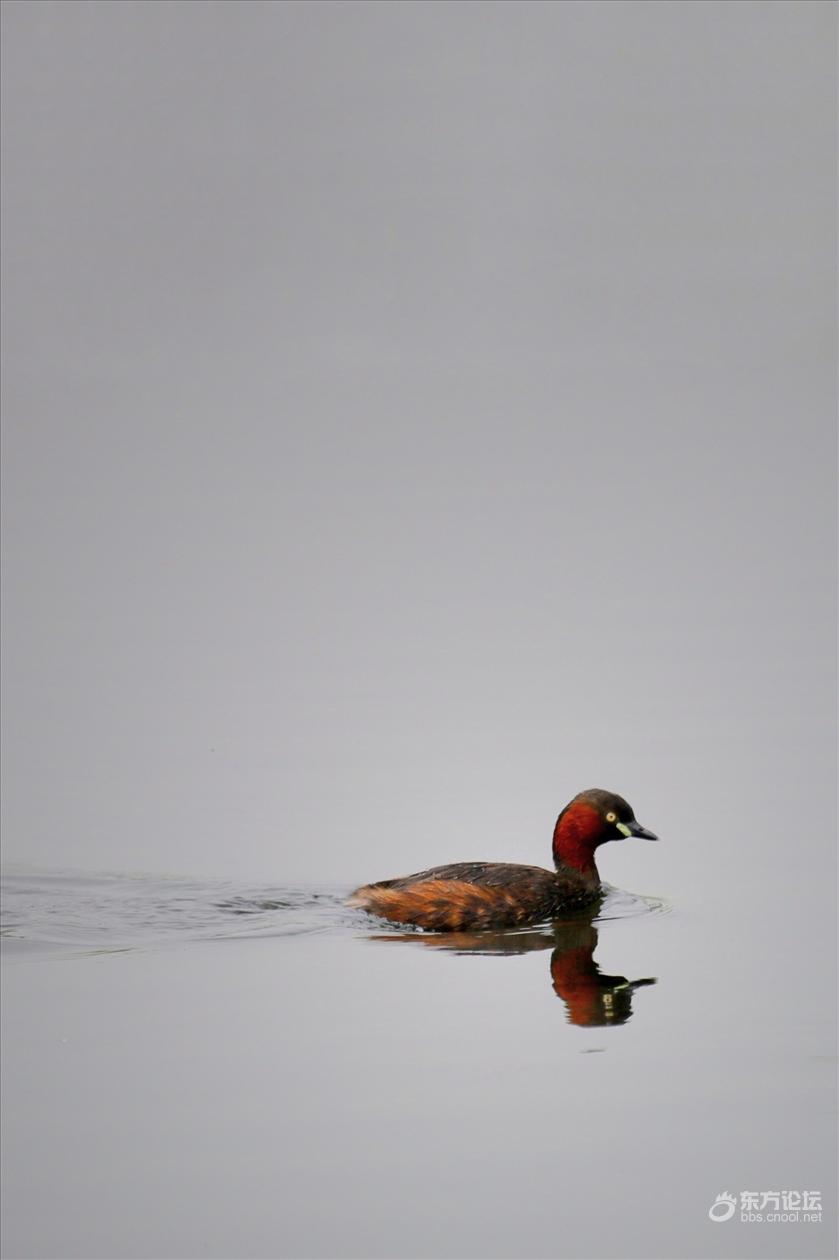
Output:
547,919,656,1026
371,905,657,1027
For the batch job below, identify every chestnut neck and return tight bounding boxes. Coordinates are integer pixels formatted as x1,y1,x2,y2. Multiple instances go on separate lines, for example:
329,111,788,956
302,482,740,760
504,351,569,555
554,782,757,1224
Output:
552,801,605,878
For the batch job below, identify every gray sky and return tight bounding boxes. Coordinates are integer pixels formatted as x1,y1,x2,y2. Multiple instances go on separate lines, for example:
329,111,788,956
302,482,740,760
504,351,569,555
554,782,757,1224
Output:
2,0,836,889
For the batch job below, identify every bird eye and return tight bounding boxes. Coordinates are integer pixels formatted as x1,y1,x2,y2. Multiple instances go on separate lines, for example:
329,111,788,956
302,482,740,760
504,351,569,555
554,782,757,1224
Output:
606,811,617,823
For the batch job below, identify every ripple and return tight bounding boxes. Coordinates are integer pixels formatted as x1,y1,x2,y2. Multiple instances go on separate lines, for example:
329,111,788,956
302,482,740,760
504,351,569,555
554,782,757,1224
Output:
0,870,354,958
0,869,670,961
596,884,672,922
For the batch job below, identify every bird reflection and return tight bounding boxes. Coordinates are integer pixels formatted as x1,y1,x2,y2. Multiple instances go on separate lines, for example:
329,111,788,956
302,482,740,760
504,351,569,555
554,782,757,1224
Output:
369,907,656,1027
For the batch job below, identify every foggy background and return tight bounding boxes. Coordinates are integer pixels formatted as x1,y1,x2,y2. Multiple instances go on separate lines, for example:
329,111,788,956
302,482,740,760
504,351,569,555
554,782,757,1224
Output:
2,0,836,896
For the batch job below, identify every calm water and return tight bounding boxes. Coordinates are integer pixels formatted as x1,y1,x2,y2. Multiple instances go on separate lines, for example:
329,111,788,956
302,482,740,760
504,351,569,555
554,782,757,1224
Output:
1,866,835,1260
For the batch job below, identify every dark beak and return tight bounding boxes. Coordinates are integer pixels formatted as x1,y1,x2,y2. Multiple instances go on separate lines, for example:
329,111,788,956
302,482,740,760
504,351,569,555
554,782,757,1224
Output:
630,821,659,841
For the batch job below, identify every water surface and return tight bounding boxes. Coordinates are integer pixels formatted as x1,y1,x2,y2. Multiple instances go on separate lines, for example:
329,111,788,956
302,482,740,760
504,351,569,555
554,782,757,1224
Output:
1,867,835,1259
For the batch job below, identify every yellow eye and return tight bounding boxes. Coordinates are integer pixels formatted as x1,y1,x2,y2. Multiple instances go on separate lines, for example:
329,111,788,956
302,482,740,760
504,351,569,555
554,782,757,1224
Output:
606,811,617,823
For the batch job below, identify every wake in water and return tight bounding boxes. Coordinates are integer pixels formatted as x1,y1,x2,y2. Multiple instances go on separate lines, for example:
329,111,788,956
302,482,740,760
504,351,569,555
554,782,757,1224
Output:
0,868,668,959
0,870,353,957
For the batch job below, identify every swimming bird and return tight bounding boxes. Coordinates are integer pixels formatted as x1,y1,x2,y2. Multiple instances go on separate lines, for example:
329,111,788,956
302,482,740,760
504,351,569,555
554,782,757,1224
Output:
348,788,658,931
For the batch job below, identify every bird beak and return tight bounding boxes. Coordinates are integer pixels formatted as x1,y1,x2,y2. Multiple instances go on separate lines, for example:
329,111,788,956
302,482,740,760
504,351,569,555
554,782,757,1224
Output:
616,820,659,841
630,820,659,841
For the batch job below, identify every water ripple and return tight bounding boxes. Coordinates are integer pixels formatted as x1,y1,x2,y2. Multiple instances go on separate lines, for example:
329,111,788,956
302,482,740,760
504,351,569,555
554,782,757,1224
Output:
0,869,670,960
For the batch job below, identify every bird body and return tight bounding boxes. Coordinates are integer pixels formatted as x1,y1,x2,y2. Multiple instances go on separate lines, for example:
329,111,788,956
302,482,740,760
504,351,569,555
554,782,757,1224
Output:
348,788,658,931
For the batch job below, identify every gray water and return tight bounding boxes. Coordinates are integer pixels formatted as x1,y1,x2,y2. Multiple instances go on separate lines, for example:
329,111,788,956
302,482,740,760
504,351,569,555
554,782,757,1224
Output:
1,859,835,1260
